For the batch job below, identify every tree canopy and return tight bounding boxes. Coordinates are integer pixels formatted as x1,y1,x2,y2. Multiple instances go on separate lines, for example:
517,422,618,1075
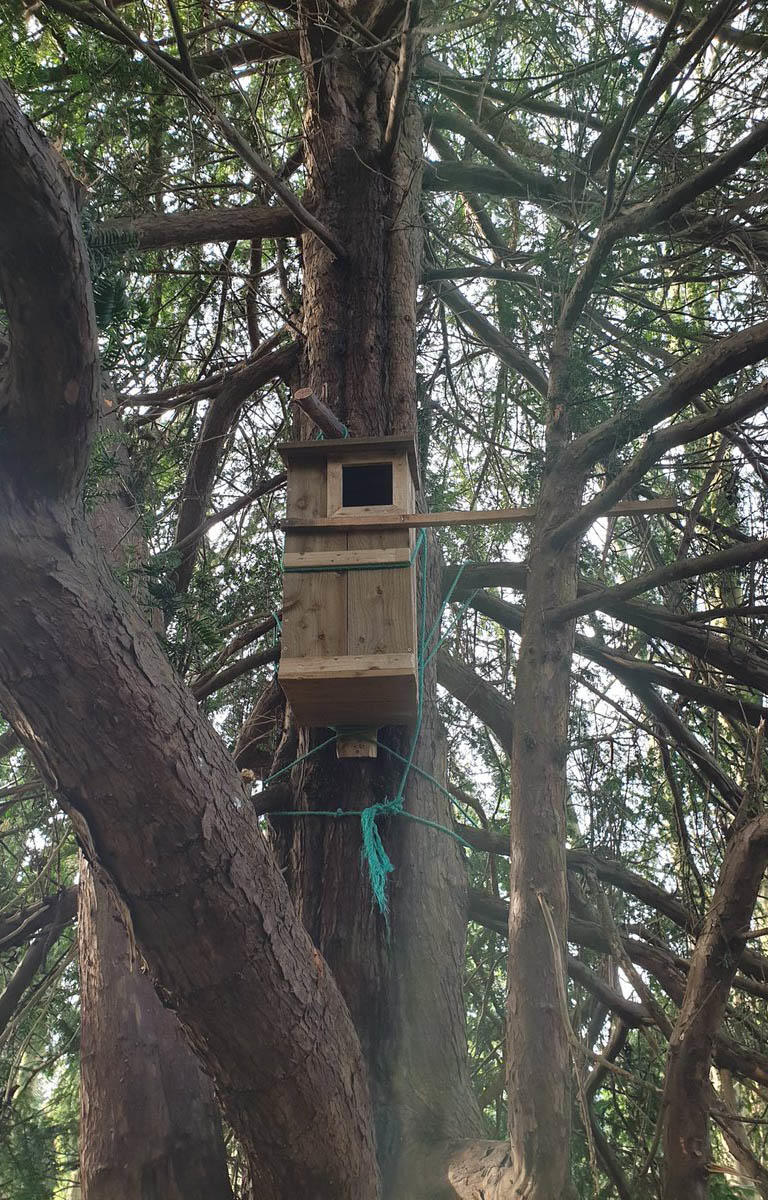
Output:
2,0,768,1196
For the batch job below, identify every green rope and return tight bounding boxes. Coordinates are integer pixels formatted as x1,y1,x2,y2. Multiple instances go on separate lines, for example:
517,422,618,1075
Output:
264,732,338,784
316,422,351,440
264,804,474,852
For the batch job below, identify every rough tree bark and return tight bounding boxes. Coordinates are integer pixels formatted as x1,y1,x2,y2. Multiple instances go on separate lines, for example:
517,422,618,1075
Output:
505,432,582,1198
0,76,379,1200
80,420,234,1200
79,862,234,1200
267,12,489,1197
662,805,768,1200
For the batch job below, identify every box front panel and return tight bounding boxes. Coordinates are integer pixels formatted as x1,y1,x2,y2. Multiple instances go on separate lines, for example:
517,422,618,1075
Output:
282,461,346,660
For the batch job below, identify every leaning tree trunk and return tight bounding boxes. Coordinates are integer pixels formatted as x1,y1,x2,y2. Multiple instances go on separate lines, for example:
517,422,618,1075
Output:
0,81,380,1200
78,426,234,1200
271,20,485,1196
79,862,234,1200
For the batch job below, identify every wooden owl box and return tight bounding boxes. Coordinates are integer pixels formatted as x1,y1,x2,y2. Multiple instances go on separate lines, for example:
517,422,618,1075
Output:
277,436,420,744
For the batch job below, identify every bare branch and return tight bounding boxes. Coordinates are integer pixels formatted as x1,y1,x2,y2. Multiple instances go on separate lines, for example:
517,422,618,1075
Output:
382,0,421,164
191,647,279,701
171,342,298,596
434,281,549,399
550,536,768,624
169,473,286,557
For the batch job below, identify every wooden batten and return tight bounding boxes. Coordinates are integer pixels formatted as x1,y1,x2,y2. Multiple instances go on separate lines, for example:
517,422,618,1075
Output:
282,497,682,533
283,547,412,570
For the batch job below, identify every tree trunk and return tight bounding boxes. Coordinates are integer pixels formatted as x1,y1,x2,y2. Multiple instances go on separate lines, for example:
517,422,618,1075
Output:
272,23,485,1195
79,862,234,1200
506,427,583,1195
79,422,234,1200
662,809,768,1199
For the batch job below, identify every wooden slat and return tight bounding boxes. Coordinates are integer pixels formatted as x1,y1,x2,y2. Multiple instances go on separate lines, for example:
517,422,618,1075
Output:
279,652,417,681
283,547,412,570
347,528,414,657
282,498,682,532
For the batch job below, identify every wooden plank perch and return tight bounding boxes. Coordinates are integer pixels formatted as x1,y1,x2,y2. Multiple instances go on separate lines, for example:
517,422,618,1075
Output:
282,497,682,532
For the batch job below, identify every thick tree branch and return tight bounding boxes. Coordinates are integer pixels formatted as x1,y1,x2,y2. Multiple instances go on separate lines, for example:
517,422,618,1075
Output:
663,800,768,1199
0,911,69,1040
550,535,768,623
428,108,568,204
621,115,768,237
436,651,514,748
191,646,279,701
0,83,99,495
0,888,78,952
423,159,560,204
43,0,345,259
637,0,768,54
555,377,768,548
562,331,768,488
584,0,742,178
191,28,300,76
382,0,421,164
434,281,549,398
0,506,380,1198
462,584,768,723
0,727,20,760
98,204,299,251
468,890,768,1083
171,342,298,595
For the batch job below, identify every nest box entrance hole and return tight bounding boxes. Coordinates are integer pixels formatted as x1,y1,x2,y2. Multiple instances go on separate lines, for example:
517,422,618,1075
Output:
341,461,393,508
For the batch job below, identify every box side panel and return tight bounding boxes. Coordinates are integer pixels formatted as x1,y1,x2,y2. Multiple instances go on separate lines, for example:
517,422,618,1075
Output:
281,461,347,660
